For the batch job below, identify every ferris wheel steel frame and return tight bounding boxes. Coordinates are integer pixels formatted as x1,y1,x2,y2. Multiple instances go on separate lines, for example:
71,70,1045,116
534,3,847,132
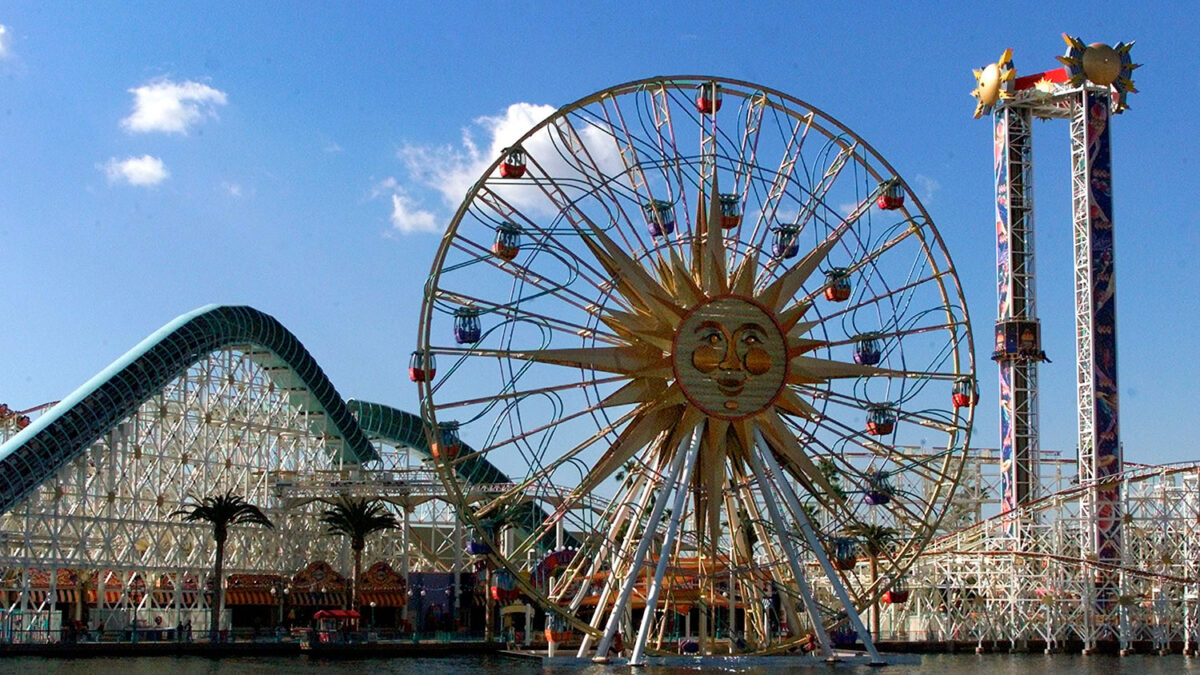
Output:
416,75,973,661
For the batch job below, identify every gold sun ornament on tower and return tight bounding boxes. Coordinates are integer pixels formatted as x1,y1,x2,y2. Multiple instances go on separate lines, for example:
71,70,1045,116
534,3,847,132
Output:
416,76,974,656
1057,34,1140,112
971,48,1016,118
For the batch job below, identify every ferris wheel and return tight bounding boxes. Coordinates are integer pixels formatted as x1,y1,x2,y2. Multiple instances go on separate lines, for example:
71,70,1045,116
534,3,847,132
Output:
414,76,974,659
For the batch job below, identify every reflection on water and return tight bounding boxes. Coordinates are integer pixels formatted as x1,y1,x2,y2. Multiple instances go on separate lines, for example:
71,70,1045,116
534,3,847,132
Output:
8,653,1200,674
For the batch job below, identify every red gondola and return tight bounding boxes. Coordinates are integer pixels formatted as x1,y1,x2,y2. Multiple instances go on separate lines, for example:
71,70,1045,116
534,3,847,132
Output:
408,350,436,383
952,377,980,408
824,268,851,302
695,82,722,114
499,146,526,179
876,180,905,210
434,421,461,461
718,193,741,229
544,613,572,643
866,405,896,436
491,569,519,603
492,222,520,261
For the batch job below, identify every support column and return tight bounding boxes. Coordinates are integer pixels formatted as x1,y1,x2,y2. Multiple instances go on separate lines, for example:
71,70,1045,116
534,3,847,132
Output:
993,103,1044,534
594,429,700,662
1070,89,1122,628
453,515,463,627
755,431,883,664
401,507,410,627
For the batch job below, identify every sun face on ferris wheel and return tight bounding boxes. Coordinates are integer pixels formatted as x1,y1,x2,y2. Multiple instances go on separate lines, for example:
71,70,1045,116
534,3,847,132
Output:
508,186,903,498
414,76,974,654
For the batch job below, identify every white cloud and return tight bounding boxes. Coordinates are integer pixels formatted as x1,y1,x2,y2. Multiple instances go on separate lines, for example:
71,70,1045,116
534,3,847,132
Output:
386,101,630,236
370,176,399,199
370,176,439,234
913,174,940,201
221,181,252,198
121,79,227,134
399,102,623,215
103,155,169,186
324,142,343,154
0,25,11,59
390,191,439,234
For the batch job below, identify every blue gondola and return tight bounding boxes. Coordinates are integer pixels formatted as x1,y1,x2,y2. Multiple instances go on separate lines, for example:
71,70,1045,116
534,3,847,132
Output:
864,470,894,506
853,333,882,365
772,224,800,259
453,308,482,344
642,200,675,237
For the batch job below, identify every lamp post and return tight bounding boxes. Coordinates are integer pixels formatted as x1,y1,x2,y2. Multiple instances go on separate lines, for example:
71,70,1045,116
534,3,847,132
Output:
409,584,425,636
269,584,290,628
369,601,376,631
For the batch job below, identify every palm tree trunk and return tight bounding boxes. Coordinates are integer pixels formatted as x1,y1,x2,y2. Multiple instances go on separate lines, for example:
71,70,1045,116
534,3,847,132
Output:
212,536,225,640
351,546,362,611
869,555,880,643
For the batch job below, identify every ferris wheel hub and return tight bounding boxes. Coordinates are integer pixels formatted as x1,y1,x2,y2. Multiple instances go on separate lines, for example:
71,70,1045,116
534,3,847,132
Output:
672,295,788,420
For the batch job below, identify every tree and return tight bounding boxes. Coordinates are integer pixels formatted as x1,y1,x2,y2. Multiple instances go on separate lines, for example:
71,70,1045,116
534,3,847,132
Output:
613,460,639,484
844,522,897,642
172,489,273,640
319,497,399,610
816,457,847,500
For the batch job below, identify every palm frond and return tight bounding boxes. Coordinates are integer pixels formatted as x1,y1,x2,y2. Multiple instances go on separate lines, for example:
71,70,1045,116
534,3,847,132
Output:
172,489,274,533
319,497,398,548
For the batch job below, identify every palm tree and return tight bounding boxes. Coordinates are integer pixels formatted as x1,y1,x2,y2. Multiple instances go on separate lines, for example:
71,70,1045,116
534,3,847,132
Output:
817,457,847,500
172,489,273,640
613,460,639,484
844,522,897,642
319,497,399,610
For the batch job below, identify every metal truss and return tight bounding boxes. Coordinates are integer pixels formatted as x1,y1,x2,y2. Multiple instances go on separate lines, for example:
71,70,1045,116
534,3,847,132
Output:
865,455,1200,654
0,347,469,630
993,102,1042,522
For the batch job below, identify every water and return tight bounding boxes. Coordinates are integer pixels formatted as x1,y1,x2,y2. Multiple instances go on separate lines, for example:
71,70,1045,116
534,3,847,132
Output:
3,654,1200,675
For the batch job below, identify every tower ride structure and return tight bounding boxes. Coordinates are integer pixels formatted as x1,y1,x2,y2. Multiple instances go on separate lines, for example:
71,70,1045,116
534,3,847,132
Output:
972,36,1139,635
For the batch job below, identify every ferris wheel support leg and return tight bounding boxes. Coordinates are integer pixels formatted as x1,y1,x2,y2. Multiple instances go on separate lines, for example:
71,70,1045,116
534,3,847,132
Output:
629,431,704,666
576,473,654,658
747,449,834,660
754,430,886,666
593,428,700,663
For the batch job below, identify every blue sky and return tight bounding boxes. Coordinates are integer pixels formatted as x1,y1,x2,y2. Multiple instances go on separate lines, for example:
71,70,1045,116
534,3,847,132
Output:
1,2,1197,466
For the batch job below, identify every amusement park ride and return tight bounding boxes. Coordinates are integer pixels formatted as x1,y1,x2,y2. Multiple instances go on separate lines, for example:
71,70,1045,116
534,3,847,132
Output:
2,30,1197,665
415,74,972,663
